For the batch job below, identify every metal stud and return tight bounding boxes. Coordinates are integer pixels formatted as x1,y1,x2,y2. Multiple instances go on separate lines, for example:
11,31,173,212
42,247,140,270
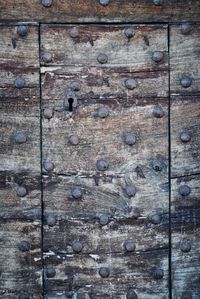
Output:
69,135,79,146
72,241,83,253
99,214,109,226
97,53,108,64
152,51,164,62
69,27,79,38
153,105,165,118
43,107,54,119
123,132,136,146
76,293,91,299
149,213,162,225
97,107,109,118
151,267,164,279
180,131,191,143
46,215,57,227
180,76,192,88
43,160,54,172
16,186,27,197
180,240,191,252
124,28,135,39
42,52,52,63
99,0,110,6
152,0,163,5
96,159,109,171
70,80,82,91
124,78,137,90
152,159,164,172
123,239,136,252
45,266,56,278
41,0,53,7
99,267,110,278
71,187,83,199
125,185,137,198
181,23,192,35
17,240,30,252
17,25,28,37
126,288,138,299
18,290,30,299
178,185,191,197
14,132,27,144
15,77,25,89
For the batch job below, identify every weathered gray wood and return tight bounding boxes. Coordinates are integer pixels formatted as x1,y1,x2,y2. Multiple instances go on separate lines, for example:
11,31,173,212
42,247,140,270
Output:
0,1,200,22
171,96,200,177
171,174,200,299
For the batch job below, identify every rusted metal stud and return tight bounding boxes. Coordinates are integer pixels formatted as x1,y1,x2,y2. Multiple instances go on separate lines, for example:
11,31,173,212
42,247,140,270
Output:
17,240,30,252
180,76,192,88
181,23,192,35
43,160,54,172
124,78,137,90
70,80,82,92
151,267,164,280
44,107,54,119
180,240,191,252
152,0,163,5
152,159,163,172
99,0,110,6
123,132,136,146
18,290,30,299
124,28,135,39
152,51,164,62
99,214,109,226
14,132,27,144
179,185,191,197
97,53,108,64
126,288,138,299
72,241,83,253
69,27,79,38
153,105,165,118
123,239,136,252
46,215,57,227
16,186,27,197
99,267,110,278
69,135,79,146
96,159,109,171
97,107,109,118
15,77,25,89
42,52,52,63
17,25,28,37
71,187,83,199
45,266,56,278
149,213,162,224
41,0,53,7
64,90,78,112
125,185,137,198
180,131,191,143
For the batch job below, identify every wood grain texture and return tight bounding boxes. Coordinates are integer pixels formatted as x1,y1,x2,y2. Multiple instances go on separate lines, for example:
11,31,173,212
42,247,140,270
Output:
170,25,200,96
171,174,200,299
0,0,200,22
171,96,200,178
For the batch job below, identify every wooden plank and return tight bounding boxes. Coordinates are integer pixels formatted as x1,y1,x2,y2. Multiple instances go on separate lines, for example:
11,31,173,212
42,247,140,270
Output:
171,174,200,299
43,250,169,298
0,0,200,22
170,24,200,96
171,96,200,177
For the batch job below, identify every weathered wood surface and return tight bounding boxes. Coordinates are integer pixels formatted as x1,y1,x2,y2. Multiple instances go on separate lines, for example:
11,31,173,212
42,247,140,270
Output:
171,174,200,299
0,0,200,22
171,96,200,178
170,25,200,96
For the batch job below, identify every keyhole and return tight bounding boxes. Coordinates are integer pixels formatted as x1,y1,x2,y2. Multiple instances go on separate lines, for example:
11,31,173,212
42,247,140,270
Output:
68,98,74,112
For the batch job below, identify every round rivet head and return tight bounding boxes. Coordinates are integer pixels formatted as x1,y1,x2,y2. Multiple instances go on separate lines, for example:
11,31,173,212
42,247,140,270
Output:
15,77,25,89
71,187,83,199
124,78,137,90
99,214,109,226
124,28,135,39
17,25,28,37
72,241,83,253
179,185,191,197
45,266,56,278
149,213,162,224
70,80,82,92
99,267,110,278
180,240,191,252
69,27,79,38
126,288,138,299
17,240,30,252
46,215,57,227
41,0,53,7
97,107,109,118
152,0,163,5
181,23,192,35
16,186,27,197
44,108,53,119
125,185,137,198
180,132,191,143
96,159,109,171
123,239,136,252
151,267,164,280
99,0,110,6
69,135,79,146
152,51,164,62
180,76,192,88
42,52,52,63
153,105,165,118
152,159,163,172
14,132,27,144
43,160,54,172
18,290,29,299
97,53,108,64
124,132,136,146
